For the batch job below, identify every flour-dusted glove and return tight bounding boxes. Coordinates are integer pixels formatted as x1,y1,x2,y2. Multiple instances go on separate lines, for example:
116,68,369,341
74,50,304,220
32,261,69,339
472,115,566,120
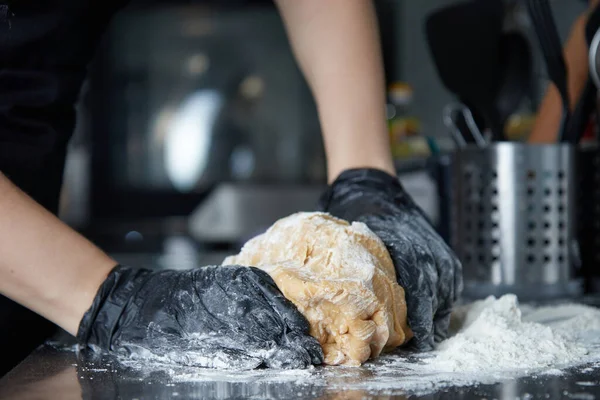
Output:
319,168,463,350
77,265,323,369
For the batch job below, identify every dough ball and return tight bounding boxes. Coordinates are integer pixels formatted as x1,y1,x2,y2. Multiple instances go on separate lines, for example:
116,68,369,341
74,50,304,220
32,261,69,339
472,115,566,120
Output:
223,212,412,366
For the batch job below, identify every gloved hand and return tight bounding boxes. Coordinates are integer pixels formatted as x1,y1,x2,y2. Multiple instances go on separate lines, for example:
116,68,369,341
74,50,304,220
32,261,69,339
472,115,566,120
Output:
77,265,323,370
319,168,462,350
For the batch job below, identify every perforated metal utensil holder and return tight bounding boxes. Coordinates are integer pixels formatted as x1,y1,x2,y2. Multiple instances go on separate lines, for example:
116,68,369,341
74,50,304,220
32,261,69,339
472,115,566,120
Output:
451,143,582,300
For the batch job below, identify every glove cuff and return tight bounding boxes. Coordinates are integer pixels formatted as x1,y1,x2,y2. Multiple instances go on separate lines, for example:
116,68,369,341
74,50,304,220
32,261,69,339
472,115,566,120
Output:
76,264,151,350
332,168,398,186
319,168,404,211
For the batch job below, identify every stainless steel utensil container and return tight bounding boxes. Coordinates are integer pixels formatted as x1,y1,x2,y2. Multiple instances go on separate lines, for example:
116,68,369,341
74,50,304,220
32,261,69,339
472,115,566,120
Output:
451,143,582,300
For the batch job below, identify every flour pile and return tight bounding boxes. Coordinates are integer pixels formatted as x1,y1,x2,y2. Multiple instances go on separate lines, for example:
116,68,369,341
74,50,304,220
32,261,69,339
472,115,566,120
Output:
425,294,590,373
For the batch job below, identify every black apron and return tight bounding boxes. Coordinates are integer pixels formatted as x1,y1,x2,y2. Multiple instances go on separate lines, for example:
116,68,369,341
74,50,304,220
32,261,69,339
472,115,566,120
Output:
0,0,128,376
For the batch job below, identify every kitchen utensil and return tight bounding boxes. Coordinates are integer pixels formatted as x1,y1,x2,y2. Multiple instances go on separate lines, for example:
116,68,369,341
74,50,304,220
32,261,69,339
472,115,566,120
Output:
494,32,533,141
460,107,488,147
460,99,490,142
564,4,600,144
443,108,468,148
451,143,582,301
591,31,600,142
425,136,441,156
443,107,468,148
426,0,504,139
589,9,600,90
584,6,600,78
567,81,597,143
590,26,600,140
525,0,571,142
443,103,487,148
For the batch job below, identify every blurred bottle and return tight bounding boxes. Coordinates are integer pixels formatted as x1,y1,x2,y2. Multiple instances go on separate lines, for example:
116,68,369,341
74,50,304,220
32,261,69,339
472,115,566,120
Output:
505,113,536,141
386,82,429,161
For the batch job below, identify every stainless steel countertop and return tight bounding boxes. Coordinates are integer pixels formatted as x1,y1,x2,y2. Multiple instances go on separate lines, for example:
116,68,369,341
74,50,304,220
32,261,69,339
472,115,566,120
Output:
1,343,599,399
2,245,600,399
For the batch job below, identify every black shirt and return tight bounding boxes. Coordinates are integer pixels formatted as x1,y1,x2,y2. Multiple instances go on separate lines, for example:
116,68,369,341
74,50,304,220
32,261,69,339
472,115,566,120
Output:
0,0,128,376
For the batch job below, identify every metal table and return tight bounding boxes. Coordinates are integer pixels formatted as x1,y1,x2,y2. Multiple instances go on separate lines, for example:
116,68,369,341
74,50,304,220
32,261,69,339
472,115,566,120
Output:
0,342,599,400
2,247,600,399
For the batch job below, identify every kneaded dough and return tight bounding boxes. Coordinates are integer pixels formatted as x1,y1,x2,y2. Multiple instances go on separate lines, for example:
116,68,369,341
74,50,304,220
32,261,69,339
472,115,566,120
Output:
223,212,412,366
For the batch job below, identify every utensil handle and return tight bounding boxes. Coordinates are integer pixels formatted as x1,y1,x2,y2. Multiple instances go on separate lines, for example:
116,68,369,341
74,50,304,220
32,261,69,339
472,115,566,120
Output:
565,80,596,144
589,27,600,90
443,103,488,148
443,105,468,148
525,0,571,142
461,107,487,147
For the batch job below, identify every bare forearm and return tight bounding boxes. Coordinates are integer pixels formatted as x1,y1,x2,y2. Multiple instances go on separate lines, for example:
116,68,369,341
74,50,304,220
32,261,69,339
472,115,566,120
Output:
0,173,115,335
529,13,590,143
275,0,394,181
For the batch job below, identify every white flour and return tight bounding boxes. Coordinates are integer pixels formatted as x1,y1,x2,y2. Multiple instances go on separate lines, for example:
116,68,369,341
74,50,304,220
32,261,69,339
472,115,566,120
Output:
109,294,600,396
426,294,589,373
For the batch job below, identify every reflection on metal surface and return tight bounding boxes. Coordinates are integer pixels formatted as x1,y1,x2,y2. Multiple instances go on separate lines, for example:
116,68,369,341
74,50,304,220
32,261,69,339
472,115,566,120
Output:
110,250,230,271
188,183,325,243
0,350,83,400
1,345,600,400
164,90,224,192
158,236,205,270
497,144,517,285
0,366,81,400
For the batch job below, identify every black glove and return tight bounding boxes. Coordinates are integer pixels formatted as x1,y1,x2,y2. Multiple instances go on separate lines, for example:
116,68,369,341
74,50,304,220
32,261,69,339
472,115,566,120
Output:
319,168,463,350
77,265,323,369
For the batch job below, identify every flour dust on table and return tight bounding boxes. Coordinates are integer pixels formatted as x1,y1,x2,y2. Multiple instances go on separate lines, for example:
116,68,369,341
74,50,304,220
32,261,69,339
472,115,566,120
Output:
109,294,600,396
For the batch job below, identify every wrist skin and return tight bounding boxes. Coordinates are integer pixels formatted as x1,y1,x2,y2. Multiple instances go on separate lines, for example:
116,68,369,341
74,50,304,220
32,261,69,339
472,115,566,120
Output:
0,172,116,336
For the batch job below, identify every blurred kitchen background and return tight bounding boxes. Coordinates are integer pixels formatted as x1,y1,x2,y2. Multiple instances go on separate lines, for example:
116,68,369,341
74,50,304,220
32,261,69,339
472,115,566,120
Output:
57,0,590,273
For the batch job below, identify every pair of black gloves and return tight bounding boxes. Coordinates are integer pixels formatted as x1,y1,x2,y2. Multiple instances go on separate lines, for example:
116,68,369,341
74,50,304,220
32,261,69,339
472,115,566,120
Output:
77,169,462,369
